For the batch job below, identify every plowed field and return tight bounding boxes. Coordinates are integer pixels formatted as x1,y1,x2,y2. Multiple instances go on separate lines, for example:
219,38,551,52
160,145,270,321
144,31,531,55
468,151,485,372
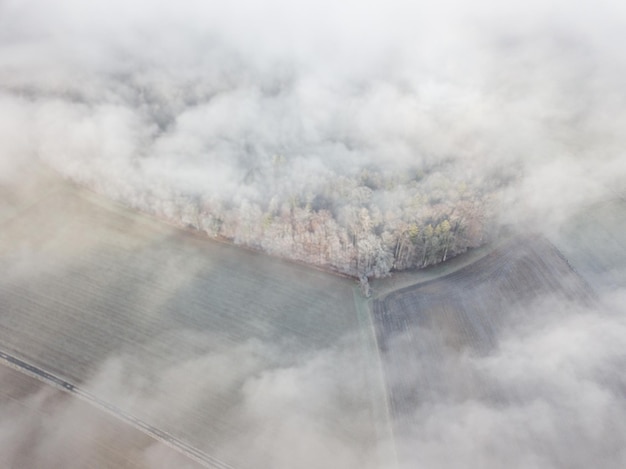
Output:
0,169,386,469
373,235,596,421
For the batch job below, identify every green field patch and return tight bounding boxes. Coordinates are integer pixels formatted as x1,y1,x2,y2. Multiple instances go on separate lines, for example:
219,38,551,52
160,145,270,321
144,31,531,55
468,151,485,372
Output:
0,172,385,469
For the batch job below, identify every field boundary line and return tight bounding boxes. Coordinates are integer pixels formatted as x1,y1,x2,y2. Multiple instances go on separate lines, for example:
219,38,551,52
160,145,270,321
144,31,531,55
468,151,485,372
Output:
370,236,512,300
353,289,399,469
0,349,236,469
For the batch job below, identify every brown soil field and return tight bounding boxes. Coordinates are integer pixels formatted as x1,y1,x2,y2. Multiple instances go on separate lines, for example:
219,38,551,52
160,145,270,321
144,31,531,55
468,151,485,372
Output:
372,235,596,421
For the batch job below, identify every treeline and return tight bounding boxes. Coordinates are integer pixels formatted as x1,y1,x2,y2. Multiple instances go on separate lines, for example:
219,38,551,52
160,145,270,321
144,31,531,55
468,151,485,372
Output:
122,166,492,279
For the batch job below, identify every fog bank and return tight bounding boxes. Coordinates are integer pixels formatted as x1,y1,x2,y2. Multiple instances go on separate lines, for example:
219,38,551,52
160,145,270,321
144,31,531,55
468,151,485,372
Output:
2,0,625,275
1,1,626,468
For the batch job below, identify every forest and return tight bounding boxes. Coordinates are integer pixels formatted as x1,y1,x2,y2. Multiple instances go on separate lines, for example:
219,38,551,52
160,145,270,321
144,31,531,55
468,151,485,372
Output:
3,0,622,280
95,161,496,279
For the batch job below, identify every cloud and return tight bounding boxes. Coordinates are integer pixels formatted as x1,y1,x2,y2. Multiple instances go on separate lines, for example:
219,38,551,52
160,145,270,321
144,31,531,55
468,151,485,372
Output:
387,293,626,469
4,290,624,469
0,332,383,469
0,365,202,469
1,1,626,467
2,0,624,218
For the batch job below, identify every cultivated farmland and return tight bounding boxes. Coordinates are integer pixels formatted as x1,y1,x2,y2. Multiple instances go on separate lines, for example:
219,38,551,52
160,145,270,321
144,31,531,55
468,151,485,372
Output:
554,197,626,290
3,168,625,469
369,234,626,468
0,363,205,468
373,235,596,418
0,169,388,469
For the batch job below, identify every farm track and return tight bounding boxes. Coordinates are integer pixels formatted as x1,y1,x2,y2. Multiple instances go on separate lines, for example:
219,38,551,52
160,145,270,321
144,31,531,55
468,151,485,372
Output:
373,235,597,422
0,351,224,469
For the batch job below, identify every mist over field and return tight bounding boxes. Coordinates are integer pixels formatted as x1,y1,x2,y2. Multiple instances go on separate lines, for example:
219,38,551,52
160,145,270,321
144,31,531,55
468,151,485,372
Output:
1,1,626,468
0,334,382,469
390,293,626,469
